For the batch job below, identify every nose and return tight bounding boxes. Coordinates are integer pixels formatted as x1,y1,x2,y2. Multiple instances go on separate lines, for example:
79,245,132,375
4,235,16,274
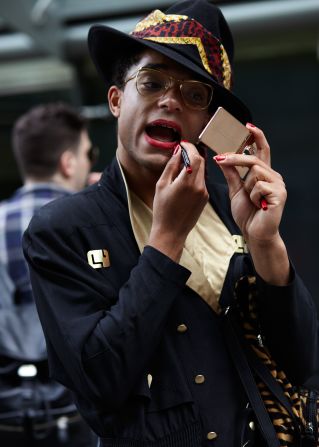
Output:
157,84,184,112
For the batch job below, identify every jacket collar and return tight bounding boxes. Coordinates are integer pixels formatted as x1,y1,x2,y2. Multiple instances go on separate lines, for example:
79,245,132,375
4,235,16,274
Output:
99,157,129,207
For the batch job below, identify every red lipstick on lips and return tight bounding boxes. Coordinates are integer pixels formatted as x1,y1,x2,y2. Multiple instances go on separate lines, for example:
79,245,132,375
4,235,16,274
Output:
145,119,181,150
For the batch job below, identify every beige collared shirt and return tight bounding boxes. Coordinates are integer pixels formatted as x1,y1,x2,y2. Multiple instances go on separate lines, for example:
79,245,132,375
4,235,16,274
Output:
117,157,247,314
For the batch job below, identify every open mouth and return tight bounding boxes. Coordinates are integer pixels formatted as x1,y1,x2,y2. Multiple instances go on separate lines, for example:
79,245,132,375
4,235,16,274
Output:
145,120,181,147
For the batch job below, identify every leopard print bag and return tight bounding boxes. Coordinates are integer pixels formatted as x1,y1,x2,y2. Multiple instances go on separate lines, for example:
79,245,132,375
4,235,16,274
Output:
232,275,319,447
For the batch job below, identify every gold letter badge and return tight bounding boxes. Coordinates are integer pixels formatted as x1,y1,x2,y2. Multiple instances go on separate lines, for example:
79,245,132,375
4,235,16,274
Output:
87,249,110,269
232,235,248,254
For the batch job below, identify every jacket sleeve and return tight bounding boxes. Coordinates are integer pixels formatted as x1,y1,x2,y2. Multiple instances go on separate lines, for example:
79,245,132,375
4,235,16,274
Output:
210,182,318,386
256,266,318,385
23,210,190,411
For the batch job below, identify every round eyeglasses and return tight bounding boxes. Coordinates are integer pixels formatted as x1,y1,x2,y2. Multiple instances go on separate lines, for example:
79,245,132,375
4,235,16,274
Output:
123,67,214,111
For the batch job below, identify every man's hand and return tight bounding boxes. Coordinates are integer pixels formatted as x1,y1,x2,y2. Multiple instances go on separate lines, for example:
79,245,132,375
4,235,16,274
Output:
214,124,290,285
148,143,208,263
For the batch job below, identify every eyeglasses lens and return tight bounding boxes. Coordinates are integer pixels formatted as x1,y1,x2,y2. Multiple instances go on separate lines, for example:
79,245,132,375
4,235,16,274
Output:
181,82,212,109
136,70,167,96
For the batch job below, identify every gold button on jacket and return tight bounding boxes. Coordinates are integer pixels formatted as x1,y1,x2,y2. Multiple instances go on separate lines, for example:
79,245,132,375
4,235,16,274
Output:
177,324,188,333
195,374,205,384
207,431,218,440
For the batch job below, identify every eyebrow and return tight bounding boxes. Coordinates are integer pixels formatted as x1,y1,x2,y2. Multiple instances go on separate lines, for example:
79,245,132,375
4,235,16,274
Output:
142,63,169,70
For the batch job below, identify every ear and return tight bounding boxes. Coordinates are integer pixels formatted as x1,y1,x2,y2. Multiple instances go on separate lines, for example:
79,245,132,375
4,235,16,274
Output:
108,86,122,118
59,150,76,178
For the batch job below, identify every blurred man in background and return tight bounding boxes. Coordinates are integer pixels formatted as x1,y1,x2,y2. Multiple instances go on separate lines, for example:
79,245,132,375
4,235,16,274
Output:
0,102,97,446
0,102,96,304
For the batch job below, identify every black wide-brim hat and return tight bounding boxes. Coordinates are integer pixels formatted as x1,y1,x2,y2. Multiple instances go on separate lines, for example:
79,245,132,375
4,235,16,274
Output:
88,0,251,123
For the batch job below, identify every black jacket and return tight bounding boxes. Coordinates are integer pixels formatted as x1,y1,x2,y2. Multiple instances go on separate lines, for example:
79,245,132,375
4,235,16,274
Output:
23,158,317,447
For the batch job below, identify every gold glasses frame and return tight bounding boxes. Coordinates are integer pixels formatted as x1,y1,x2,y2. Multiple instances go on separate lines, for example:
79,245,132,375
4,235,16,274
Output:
123,66,214,111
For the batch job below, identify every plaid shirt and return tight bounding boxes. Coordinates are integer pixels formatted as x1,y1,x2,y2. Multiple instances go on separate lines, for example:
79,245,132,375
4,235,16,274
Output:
0,183,71,305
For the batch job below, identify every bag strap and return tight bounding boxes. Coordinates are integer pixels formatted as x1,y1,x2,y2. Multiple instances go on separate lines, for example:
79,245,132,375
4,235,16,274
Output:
222,309,281,447
248,349,318,446
244,344,296,419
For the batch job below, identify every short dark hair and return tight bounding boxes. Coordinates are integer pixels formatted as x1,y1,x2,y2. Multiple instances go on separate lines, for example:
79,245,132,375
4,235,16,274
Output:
12,102,87,179
111,48,144,88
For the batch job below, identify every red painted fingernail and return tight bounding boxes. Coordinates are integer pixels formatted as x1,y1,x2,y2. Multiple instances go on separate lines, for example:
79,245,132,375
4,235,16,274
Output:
213,154,226,162
180,139,189,143
186,166,192,174
246,122,256,127
173,144,180,155
261,198,268,211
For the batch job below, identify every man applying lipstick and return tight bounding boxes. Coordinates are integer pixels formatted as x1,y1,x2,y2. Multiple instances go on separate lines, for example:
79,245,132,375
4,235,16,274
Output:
23,2,318,447
109,52,211,210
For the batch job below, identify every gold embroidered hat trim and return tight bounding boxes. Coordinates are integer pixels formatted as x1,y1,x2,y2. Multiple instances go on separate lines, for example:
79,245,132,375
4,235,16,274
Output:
133,10,188,32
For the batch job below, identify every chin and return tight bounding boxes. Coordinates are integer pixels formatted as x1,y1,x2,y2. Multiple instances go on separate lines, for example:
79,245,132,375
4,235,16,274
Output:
140,156,168,176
